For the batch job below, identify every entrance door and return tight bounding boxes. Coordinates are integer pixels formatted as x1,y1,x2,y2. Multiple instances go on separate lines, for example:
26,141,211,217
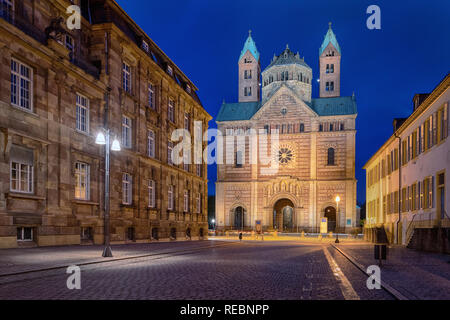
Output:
234,206,244,230
324,207,337,232
283,206,294,231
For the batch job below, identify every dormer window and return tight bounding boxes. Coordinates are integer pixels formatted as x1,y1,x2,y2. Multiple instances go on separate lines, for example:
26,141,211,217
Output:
167,65,173,76
142,40,149,52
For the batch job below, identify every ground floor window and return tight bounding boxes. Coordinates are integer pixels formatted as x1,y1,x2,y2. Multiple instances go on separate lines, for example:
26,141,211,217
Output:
17,227,33,242
81,227,93,241
170,227,177,239
151,227,159,240
127,227,135,241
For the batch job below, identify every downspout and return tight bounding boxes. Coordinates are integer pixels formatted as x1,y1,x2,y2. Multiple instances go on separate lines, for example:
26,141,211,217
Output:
394,132,402,245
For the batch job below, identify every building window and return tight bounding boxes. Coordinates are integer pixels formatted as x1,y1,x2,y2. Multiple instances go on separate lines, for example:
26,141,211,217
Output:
168,99,175,122
168,141,173,165
196,164,202,177
148,180,155,208
168,185,174,210
122,62,132,93
17,227,33,242
10,145,34,194
1,0,14,22
300,123,305,133
147,130,155,158
327,148,335,166
76,94,89,134
11,59,32,111
319,124,323,132
244,70,252,79
167,65,173,76
340,123,344,131
196,193,201,214
75,162,90,200
142,40,149,52
184,113,190,131
186,85,191,93
122,173,132,205
122,116,132,149
81,227,93,241
244,87,252,97
236,151,243,168
184,190,189,212
148,84,155,109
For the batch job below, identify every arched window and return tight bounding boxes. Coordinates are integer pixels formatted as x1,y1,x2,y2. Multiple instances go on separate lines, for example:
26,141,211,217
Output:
327,148,335,166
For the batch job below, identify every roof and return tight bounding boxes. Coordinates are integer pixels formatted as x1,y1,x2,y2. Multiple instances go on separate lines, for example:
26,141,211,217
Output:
216,95,357,122
239,31,260,62
309,96,357,116
216,101,262,122
265,45,310,70
319,23,341,56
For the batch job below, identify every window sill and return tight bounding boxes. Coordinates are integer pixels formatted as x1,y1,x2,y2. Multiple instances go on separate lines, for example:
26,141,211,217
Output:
73,200,100,206
7,193,45,201
10,104,38,118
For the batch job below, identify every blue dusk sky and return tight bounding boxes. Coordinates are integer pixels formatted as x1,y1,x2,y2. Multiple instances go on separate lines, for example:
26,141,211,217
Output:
116,0,449,204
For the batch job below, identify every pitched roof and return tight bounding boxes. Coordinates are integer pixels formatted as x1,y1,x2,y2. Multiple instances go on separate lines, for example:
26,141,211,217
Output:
309,96,357,116
216,101,262,122
216,96,357,122
319,23,341,56
265,45,310,70
239,32,260,62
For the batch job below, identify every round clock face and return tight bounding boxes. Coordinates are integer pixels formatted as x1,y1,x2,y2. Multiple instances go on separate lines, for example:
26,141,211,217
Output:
278,148,293,164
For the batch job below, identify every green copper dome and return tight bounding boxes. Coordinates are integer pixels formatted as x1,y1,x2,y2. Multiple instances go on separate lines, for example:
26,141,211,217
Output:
239,30,260,62
319,22,341,56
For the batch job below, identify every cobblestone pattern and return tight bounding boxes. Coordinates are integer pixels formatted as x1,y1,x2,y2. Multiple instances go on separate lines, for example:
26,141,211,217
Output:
0,241,393,300
335,243,450,300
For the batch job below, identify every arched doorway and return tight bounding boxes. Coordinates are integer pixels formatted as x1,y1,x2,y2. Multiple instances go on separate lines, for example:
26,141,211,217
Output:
233,206,245,230
324,206,337,232
273,199,295,232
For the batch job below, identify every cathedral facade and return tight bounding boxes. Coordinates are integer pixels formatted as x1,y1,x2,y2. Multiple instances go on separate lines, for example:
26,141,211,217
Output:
215,25,358,233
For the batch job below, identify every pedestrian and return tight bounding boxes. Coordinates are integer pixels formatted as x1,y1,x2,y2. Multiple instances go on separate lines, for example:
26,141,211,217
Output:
239,232,243,241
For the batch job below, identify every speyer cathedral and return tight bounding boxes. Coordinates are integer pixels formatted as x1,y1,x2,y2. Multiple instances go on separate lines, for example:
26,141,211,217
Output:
215,24,358,233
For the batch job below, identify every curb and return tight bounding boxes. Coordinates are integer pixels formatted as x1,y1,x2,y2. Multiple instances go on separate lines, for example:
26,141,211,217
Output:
330,244,409,300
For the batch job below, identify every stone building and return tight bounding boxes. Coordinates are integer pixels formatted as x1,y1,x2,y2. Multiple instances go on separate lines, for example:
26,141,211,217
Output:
0,0,211,248
215,26,358,233
364,74,449,250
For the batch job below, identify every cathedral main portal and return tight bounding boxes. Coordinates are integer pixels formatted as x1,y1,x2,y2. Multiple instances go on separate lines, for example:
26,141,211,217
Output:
273,199,295,232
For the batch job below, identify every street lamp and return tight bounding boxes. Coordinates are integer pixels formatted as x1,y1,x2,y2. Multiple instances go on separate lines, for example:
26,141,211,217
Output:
211,219,216,231
335,196,340,244
96,129,121,257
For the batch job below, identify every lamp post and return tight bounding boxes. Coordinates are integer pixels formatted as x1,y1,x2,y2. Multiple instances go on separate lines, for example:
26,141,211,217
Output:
211,219,216,231
335,196,340,243
96,129,121,257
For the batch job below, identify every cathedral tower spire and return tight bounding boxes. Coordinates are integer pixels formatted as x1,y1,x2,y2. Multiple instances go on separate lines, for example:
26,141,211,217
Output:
238,30,261,102
319,22,341,98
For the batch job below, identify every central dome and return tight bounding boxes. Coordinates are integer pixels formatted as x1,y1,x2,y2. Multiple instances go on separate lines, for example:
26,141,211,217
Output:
266,45,310,69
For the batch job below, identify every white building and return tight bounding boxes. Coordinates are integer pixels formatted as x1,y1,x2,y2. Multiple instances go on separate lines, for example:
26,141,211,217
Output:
364,74,449,248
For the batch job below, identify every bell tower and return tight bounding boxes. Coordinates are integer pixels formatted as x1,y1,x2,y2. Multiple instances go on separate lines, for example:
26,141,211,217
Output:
319,22,341,98
238,30,261,102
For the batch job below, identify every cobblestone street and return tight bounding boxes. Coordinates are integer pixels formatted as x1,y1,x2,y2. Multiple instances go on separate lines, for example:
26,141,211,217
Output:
0,240,448,300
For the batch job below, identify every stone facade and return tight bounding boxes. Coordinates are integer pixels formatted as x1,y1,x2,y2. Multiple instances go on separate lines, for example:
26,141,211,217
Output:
215,28,358,233
0,0,211,248
364,74,449,245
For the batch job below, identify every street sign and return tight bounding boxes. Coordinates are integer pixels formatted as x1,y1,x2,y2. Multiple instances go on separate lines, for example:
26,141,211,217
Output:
320,218,328,234
255,220,262,234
